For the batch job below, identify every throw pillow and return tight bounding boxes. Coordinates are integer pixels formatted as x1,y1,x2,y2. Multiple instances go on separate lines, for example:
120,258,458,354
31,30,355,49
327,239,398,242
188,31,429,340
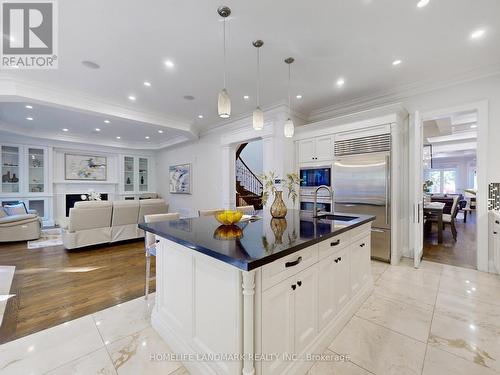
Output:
4,203,28,216
0,207,7,218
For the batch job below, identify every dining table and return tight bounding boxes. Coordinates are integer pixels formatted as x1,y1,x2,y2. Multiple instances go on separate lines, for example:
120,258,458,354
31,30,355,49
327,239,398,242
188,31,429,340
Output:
424,201,446,243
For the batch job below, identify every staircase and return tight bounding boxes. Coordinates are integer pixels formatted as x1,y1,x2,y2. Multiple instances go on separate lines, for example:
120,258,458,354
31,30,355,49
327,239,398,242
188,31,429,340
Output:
236,144,263,210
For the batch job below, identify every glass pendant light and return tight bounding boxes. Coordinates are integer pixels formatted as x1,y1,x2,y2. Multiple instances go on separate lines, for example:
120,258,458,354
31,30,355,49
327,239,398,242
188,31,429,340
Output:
252,40,264,130
284,57,295,138
217,6,231,119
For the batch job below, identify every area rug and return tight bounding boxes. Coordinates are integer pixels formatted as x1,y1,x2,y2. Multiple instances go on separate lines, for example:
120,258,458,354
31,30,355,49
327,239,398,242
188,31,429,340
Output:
27,228,63,249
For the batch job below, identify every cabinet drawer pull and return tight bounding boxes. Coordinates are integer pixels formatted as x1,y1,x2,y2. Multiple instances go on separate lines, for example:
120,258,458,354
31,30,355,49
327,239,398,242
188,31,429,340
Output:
285,256,302,268
331,239,340,247
291,284,296,290
360,243,366,247
334,257,340,263
155,239,160,244
338,256,342,262
297,281,302,287
495,232,498,235
496,220,500,224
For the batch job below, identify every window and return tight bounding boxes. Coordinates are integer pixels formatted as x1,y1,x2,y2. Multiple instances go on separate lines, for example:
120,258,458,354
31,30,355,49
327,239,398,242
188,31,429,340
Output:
424,168,457,194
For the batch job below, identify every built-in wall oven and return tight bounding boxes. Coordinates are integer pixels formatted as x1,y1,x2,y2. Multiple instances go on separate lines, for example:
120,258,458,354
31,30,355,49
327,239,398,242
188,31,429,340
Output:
299,165,332,212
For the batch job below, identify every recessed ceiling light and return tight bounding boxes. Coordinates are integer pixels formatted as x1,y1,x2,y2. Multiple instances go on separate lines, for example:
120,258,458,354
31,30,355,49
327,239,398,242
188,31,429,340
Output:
145,136,150,139
392,59,402,66
128,95,136,101
143,81,151,87
164,60,175,68
25,105,33,109
81,60,100,69
116,136,121,139
198,114,204,119
158,130,164,134
243,95,250,100
417,0,430,8
26,117,33,121
470,124,477,129
296,95,302,99
62,128,69,132
336,78,345,87
104,120,110,124
95,128,101,132
470,29,486,40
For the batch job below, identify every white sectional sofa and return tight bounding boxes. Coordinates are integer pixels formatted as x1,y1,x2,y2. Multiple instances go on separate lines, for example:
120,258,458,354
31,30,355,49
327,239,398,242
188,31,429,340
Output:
62,199,169,249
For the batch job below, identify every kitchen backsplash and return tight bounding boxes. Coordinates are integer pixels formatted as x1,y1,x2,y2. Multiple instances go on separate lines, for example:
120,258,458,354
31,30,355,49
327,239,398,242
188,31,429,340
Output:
489,183,500,211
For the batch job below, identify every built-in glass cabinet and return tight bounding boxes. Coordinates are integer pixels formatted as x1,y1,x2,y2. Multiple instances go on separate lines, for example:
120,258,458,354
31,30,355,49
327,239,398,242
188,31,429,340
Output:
28,148,45,193
121,155,153,197
1,145,20,193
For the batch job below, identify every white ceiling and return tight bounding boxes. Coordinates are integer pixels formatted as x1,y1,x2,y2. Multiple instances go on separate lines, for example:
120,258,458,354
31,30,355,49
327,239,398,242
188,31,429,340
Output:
0,0,499,149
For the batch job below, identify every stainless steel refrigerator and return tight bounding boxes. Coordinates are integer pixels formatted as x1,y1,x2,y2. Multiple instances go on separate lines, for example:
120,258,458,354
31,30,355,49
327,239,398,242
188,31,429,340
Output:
333,134,391,262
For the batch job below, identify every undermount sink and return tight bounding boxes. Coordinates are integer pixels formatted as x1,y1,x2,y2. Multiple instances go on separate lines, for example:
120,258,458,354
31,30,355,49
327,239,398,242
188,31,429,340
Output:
314,214,359,222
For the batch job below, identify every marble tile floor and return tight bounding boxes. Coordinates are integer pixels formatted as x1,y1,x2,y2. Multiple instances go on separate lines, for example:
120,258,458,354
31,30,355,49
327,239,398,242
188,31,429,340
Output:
1,259,500,375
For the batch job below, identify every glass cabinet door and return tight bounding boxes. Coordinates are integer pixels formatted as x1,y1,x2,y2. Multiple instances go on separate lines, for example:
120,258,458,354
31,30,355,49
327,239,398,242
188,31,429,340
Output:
1,146,20,193
139,158,148,192
124,157,135,192
28,148,45,193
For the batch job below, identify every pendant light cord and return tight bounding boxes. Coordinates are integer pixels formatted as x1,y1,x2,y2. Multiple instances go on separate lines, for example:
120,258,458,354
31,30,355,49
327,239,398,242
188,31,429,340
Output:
288,63,291,116
223,18,227,89
257,47,260,107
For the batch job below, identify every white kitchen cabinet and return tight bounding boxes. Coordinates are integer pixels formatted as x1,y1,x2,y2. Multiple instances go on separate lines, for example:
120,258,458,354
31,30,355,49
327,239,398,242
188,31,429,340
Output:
334,246,351,312
492,212,500,274
261,273,294,375
298,136,332,163
262,264,318,374
350,235,371,295
317,255,336,332
293,265,318,355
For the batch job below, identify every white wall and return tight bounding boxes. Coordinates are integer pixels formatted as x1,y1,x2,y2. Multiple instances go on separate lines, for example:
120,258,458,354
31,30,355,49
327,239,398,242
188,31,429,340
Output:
155,131,223,218
239,139,263,176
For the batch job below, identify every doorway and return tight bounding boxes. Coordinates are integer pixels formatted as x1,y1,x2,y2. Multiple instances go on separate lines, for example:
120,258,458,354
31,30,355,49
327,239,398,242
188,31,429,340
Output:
421,110,478,269
235,139,263,209
412,101,489,272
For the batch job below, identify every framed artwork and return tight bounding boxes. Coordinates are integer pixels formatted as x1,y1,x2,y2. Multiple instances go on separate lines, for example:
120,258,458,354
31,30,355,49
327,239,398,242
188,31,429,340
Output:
169,163,191,194
65,154,107,181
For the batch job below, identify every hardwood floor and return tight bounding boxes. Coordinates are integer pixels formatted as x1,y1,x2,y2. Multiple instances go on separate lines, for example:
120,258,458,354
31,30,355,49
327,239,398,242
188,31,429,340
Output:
423,211,476,269
0,239,154,344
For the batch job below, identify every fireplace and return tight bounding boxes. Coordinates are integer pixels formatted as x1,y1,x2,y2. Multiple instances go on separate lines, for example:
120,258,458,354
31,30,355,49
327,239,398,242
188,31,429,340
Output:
65,193,108,217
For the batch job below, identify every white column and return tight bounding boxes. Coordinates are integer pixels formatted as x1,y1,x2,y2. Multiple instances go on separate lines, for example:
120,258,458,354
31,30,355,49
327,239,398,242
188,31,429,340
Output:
242,270,256,375
221,145,236,208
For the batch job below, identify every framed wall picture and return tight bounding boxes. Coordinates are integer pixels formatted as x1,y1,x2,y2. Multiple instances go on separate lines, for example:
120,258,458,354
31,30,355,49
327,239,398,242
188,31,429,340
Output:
169,163,191,194
65,154,107,181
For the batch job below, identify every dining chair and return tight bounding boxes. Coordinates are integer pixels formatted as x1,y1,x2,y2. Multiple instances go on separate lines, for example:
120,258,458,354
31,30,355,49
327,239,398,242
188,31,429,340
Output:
144,212,180,299
236,205,254,214
198,208,224,217
442,195,460,241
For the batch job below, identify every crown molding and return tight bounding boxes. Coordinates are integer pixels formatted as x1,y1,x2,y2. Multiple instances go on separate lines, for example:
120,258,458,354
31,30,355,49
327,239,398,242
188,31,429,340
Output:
308,63,500,123
0,75,198,138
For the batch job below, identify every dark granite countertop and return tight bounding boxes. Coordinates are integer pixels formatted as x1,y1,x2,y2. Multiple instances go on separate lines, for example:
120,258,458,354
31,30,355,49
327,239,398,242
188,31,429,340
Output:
139,210,375,271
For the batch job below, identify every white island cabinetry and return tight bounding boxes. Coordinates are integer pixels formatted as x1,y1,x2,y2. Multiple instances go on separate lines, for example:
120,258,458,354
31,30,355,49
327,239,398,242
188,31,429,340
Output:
151,221,373,375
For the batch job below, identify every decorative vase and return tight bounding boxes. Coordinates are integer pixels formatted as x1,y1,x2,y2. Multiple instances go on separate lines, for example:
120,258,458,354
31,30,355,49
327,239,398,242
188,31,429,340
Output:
126,177,131,185
141,175,144,185
270,218,287,244
270,190,287,218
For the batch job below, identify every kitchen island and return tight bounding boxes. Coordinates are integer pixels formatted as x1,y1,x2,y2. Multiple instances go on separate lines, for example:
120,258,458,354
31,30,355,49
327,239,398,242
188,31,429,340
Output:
139,210,375,375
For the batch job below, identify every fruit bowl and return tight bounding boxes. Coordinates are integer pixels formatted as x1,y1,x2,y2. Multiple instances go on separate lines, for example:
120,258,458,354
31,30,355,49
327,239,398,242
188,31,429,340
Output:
214,210,243,225
213,225,244,240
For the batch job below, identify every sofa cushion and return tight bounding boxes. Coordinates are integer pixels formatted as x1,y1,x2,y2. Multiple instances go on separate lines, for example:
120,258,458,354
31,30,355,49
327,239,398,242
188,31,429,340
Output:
4,203,27,216
0,213,38,225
